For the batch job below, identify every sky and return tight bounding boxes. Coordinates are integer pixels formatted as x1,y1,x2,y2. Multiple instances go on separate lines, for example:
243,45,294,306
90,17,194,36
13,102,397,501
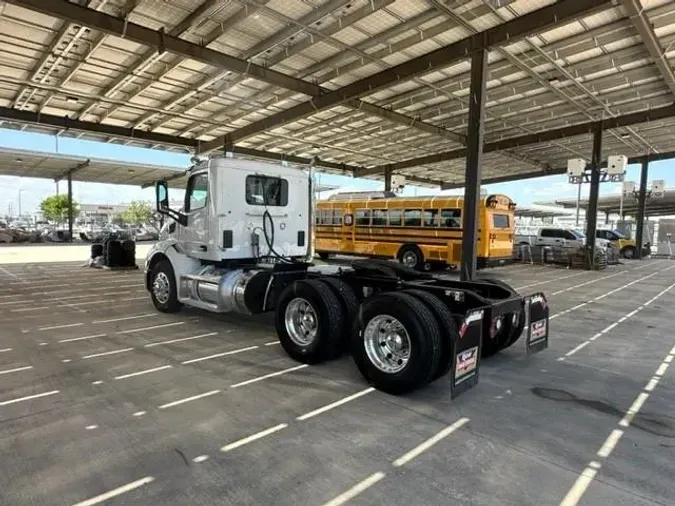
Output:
0,127,671,216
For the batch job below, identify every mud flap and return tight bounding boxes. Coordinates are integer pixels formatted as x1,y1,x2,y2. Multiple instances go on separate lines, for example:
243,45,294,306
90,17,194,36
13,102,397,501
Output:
450,308,484,399
525,293,549,355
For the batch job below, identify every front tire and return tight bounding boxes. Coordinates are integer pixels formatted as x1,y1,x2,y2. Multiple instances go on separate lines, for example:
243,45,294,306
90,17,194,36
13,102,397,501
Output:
150,259,183,313
621,246,637,259
275,279,344,364
397,245,425,271
351,292,442,394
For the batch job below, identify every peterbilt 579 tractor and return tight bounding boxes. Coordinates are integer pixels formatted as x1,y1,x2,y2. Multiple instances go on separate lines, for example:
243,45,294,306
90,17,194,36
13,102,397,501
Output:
145,155,549,396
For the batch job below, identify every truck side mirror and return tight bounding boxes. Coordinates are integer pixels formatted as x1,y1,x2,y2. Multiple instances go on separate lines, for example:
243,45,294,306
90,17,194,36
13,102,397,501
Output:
156,181,169,211
154,180,187,226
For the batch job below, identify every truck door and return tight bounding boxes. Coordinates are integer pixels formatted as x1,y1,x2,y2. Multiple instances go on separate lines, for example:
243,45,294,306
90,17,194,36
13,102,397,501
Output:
537,228,558,247
562,229,581,247
180,171,210,259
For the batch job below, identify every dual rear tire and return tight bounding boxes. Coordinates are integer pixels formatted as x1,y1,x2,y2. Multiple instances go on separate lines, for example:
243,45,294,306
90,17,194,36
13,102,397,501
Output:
275,279,457,394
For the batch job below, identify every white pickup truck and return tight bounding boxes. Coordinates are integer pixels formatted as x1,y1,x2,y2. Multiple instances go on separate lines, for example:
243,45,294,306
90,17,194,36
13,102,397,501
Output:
515,226,610,249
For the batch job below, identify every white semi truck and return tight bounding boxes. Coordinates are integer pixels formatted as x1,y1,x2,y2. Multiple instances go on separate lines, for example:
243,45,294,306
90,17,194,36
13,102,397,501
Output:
145,155,549,396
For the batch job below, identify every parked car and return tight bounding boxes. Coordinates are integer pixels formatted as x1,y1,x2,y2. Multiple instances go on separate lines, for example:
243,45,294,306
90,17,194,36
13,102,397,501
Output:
595,228,646,259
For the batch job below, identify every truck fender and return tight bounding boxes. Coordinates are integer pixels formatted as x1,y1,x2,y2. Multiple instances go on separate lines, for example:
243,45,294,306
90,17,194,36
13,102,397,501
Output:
145,241,201,290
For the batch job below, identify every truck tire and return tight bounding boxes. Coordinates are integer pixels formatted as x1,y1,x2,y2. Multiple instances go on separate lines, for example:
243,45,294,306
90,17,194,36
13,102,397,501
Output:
481,278,525,352
318,277,360,348
402,289,457,381
91,243,103,259
318,252,331,261
351,292,442,394
149,259,183,313
275,279,344,364
621,246,637,259
397,245,428,271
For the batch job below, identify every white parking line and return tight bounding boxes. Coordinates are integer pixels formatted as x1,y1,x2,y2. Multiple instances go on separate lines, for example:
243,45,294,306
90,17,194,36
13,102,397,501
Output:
221,423,289,452
38,322,85,331
65,296,146,307
144,331,217,347
114,365,173,380
181,345,259,364
92,313,155,324
117,321,185,334
0,365,33,375
515,271,586,290
560,281,675,359
81,348,134,359
58,333,107,343
0,266,22,281
593,266,674,302
0,300,28,306
230,364,308,388
158,389,221,409
558,345,674,506
551,271,626,295
0,348,12,353
70,476,155,506
559,462,601,506
597,429,624,458
0,390,59,406
297,388,375,421
34,284,142,296
393,417,470,467
321,472,387,506
11,306,49,312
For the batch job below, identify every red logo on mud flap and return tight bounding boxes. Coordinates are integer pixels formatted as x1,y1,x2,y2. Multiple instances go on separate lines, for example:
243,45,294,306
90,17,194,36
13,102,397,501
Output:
455,346,478,381
530,319,547,342
459,310,483,338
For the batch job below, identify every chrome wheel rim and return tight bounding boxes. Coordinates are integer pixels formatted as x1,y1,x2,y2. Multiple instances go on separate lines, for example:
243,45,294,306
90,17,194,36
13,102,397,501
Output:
363,315,411,373
285,297,318,346
401,251,418,268
153,271,171,304
624,248,634,259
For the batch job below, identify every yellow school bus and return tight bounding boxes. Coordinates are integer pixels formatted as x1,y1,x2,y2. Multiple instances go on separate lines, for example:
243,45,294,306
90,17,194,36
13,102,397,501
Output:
315,192,516,270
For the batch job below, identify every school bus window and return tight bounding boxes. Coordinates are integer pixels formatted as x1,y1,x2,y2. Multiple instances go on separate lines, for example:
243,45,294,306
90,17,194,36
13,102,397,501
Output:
423,209,438,227
404,209,421,227
355,209,371,226
333,209,343,225
388,209,402,226
493,214,510,228
441,209,461,228
372,209,387,226
319,209,332,225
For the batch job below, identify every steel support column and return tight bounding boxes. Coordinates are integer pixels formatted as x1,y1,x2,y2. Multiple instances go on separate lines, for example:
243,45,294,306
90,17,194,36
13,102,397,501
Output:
585,122,603,269
384,166,392,192
67,170,73,243
635,157,649,259
461,45,488,281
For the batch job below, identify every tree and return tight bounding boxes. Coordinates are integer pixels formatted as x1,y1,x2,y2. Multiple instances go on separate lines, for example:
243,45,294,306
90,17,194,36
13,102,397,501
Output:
120,200,153,226
40,194,79,223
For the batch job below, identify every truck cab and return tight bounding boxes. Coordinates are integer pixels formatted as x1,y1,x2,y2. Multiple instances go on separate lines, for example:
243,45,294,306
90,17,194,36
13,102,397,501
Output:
155,156,312,264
